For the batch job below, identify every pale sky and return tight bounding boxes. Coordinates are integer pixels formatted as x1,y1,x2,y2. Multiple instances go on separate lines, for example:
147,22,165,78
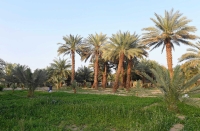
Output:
0,0,200,71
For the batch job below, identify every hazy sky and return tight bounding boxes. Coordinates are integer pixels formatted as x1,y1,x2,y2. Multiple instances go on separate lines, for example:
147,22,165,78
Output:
0,0,200,71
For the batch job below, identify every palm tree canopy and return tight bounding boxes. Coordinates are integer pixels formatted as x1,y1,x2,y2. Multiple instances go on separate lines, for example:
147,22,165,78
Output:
11,64,47,88
142,64,200,98
178,41,200,67
12,65,30,84
75,66,93,82
142,9,198,52
57,34,83,56
50,57,71,78
79,32,107,62
102,31,148,60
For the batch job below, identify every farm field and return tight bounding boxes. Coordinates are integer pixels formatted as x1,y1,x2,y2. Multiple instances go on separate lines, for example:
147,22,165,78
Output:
1,90,200,131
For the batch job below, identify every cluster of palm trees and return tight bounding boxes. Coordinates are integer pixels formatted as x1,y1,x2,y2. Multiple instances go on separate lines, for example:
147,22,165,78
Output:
56,9,199,92
0,61,47,97
1,9,200,99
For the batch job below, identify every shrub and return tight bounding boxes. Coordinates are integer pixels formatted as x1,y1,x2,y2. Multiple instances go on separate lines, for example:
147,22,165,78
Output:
0,84,5,91
142,64,200,112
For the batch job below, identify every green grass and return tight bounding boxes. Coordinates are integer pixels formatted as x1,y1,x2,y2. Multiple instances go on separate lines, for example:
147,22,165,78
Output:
0,90,200,131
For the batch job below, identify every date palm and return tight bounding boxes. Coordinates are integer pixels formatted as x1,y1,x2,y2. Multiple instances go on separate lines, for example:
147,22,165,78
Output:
49,58,71,89
179,41,200,67
75,66,93,87
79,33,107,89
102,31,147,92
142,64,200,112
57,34,82,83
142,9,198,77
12,65,47,97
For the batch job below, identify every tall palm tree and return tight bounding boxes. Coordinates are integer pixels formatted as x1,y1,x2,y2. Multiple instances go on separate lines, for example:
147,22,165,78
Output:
49,58,71,89
98,59,113,89
102,31,147,92
179,41,200,67
126,45,148,90
79,33,107,89
142,9,198,77
57,34,82,83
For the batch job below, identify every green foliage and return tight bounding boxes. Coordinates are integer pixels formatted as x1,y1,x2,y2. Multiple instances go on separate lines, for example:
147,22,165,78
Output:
78,33,107,62
142,9,197,51
75,66,93,83
10,83,17,91
142,64,200,112
47,58,71,89
0,84,4,91
10,65,47,97
102,31,147,61
0,59,6,81
71,80,77,89
57,34,83,55
179,41,200,66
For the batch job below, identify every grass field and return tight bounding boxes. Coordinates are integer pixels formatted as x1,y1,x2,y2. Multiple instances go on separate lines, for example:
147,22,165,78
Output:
0,90,200,131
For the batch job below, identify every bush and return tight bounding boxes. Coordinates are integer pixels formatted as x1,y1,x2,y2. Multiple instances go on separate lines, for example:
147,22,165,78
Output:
0,84,5,91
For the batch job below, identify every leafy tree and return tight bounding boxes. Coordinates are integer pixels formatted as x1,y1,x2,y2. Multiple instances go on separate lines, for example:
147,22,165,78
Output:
79,33,107,89
102,31,147,92
57,34,82,83
142,9,198,77
142,64,200,112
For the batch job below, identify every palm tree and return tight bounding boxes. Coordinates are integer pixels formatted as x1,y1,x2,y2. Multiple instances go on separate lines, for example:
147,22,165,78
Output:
75,66,93,87
134,59,161,85
179,41,200,67
12,65,47,97
98,59,113,89
49,58,71,89
102,31,147,92
180,63,200,82
3,63,19,90
79,33,107,89
126,47,147,90
142,9,198,77
57,34,82,83
142,64,200,112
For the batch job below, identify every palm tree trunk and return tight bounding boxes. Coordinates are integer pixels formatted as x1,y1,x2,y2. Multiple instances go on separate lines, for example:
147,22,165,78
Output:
27,87,34,97
71,50,75,83
165,41,173,77
126,57,132,91
121,66,126,88
60,82,62,89
113,52,124,92
92,51,99,89
102,62,107,89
